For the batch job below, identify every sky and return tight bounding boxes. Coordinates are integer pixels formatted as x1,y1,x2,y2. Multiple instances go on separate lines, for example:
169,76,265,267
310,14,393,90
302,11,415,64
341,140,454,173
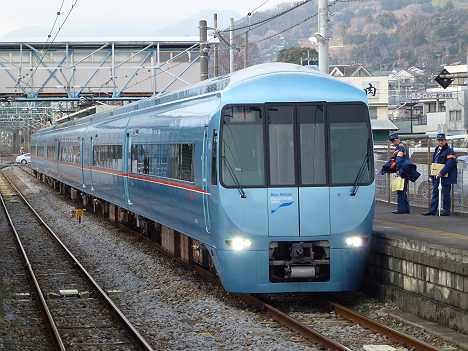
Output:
0,0,293,39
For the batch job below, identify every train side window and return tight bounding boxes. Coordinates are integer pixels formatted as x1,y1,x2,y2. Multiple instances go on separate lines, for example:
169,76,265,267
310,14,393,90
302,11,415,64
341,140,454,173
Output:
131,143,194,182
37,145,45,158
93,144,123,170
59,142,80,164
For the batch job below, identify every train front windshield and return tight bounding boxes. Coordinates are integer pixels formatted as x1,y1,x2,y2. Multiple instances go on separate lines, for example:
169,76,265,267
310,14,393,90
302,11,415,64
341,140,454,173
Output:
221,103,373,188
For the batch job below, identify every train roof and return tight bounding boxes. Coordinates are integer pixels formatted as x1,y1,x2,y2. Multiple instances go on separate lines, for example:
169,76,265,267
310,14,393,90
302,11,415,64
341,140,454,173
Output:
35,63,365,134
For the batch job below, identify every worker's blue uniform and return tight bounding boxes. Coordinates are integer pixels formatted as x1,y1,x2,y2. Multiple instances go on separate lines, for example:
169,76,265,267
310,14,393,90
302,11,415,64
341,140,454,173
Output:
428,143,457,215
393,143,410,213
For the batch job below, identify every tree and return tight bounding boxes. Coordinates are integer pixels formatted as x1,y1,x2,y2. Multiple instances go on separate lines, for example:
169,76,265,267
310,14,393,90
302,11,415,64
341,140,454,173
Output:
277,47,318,65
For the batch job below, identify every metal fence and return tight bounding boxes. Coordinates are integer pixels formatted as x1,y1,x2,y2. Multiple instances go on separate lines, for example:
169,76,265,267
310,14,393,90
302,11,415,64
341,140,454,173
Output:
374,135,468,214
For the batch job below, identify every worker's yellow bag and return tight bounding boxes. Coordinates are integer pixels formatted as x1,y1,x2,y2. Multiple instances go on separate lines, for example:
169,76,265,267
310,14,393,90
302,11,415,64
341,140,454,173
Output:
391,175,405,192
430,163,448,177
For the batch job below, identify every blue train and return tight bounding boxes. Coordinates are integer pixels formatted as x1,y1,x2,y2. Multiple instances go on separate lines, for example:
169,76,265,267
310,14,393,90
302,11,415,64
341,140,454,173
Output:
31,63,375,293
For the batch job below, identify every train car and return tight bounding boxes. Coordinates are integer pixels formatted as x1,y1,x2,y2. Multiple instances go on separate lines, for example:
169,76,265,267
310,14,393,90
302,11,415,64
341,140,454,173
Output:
31,63,375,293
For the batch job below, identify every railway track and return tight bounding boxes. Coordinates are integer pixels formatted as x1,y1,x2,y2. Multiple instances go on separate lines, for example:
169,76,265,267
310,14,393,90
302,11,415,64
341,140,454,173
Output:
10,167,443,351
0,172,154,351
194,265,440,351
243,295,440,351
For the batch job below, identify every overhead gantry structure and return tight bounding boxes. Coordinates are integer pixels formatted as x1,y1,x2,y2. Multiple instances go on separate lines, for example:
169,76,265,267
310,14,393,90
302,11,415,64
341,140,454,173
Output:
0,37,204,153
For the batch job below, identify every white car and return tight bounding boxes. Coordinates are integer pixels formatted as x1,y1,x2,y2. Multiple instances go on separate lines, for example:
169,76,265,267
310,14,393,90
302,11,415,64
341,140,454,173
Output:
16,153,31,164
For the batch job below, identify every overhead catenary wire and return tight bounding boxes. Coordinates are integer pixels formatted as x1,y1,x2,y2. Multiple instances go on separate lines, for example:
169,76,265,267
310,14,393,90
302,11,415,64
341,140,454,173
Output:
253,12,318,44
26,0,80,91
45,0,66,43
247,0,272,16
219,0,312,33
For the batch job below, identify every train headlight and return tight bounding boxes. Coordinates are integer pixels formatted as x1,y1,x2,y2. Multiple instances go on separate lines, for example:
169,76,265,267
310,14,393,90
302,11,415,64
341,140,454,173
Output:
345,236,364,248
226,237,252,251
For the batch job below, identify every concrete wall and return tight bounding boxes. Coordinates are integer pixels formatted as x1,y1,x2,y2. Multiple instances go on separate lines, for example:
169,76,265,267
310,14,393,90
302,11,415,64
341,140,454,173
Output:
366,233,468,334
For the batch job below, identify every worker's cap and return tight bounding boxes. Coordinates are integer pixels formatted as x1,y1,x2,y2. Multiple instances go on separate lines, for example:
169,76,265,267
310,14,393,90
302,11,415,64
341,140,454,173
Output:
388,132,399,141
436,132,446,140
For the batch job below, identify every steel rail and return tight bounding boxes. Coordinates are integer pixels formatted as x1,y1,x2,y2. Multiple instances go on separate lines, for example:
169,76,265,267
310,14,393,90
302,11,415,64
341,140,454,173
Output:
1,172,155,351
190,265,351,350
243,294,353,351
0,175,66,351
16,169,439,351
331,303,440,351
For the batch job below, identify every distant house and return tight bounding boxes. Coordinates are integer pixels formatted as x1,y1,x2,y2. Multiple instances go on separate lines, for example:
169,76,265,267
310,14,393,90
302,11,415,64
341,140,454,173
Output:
329,64,372,77
407,66,425,77
444,64,468,87
331,64,389,121
388,67,425,107
389,69,416,84
371,119,398,143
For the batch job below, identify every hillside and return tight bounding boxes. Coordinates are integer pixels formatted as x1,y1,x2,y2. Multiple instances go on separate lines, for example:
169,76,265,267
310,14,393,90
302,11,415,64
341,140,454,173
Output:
220,0,468,74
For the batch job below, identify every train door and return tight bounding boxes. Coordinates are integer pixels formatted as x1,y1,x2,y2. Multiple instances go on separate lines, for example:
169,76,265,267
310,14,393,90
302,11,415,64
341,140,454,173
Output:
266,105,300,237
80,137,85,189
202,126,211,233
88,136,95,192
124,131,132,206
266,104,330,237
56,139,60,178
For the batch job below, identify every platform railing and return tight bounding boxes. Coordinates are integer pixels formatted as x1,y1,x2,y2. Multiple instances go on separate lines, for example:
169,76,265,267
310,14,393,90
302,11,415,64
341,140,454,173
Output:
374,136,468,214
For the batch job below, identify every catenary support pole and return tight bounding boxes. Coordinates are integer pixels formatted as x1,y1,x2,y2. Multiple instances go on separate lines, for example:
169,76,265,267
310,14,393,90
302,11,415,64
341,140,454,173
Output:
199,20,209,81
229,17,234,73
318,0,329,74
244,31,248,68
213,13,219,77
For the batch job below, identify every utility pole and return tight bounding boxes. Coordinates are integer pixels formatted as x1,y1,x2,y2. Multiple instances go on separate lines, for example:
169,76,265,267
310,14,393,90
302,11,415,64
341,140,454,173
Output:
317,0,329,74
229,18,234,73
199,20,208,81
245,14,251,69
244,31,248,69
213,13,219,77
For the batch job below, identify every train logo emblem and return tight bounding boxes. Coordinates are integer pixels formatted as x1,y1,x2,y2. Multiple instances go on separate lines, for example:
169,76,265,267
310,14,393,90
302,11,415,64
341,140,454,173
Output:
271,193,294,213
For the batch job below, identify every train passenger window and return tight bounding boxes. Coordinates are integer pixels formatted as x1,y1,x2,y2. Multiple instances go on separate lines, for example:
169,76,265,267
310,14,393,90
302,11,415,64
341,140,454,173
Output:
93,144,123,170
221,106,265,187
328,104,373,185
298,105,326,185
46,144,58,161
130,144,194,182
60,143,80,164
37,145,45,158
268,106,295,186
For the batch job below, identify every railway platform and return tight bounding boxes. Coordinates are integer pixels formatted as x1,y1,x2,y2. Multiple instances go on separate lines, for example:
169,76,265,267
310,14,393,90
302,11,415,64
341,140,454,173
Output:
368,201,468,336
374,202,468,250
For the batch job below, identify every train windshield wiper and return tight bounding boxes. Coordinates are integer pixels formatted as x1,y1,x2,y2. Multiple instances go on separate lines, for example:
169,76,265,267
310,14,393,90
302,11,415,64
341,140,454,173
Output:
350,138,371,196
222,155,247,198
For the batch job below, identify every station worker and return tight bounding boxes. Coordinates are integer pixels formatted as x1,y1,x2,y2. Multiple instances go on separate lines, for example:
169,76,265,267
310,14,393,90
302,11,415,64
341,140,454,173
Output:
388,132,411,214
423,133,457,216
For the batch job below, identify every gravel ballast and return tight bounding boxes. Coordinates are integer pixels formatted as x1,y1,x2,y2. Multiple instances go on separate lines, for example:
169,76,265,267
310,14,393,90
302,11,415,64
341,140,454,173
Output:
5,167,317,350
3,166,463,350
